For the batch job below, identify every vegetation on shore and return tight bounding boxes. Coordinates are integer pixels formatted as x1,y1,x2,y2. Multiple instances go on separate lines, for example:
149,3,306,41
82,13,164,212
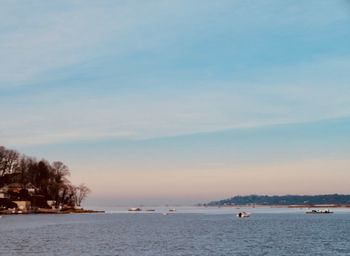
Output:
0,145,91,213
206,194,350,206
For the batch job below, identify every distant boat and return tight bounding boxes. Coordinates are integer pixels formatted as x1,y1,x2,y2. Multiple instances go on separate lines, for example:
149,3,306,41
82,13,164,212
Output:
306,209,333,214
169,208,176,212
128,207,142,212
145,209,156,212
237,212,250,218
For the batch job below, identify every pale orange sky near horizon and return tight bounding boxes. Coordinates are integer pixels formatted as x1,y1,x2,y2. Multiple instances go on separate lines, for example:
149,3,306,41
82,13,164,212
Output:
13,116,350,206
68,155,350,206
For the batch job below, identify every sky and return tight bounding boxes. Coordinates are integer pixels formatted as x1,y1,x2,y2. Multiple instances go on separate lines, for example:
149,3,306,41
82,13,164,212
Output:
1,0,350,206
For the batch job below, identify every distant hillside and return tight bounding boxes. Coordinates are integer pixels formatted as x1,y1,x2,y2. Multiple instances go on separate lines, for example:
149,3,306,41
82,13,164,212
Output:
206,194,350,206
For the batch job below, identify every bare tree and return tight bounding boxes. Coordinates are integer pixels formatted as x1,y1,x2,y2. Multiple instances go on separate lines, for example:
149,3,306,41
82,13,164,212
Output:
51,161,70,183
52,182,74,208
17,155,35,185
0,146,20,176
73,184,91,207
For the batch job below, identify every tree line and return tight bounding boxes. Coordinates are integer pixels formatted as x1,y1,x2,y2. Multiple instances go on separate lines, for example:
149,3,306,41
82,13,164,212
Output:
206,194,350,206
0,145,90,208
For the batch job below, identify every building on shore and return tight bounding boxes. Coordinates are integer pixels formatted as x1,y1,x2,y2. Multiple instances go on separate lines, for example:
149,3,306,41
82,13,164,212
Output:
13,201,31,211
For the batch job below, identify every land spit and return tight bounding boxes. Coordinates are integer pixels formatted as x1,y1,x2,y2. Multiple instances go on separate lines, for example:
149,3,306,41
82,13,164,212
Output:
0,208,104,215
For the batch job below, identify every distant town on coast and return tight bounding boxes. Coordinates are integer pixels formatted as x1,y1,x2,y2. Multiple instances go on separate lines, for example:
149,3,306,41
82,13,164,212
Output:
0,145,97,214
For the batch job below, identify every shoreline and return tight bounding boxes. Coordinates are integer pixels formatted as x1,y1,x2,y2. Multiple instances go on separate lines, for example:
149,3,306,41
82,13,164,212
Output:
0,208,104,215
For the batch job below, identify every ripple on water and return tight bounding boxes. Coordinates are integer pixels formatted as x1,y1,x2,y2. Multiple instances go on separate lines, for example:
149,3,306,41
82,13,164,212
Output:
1,212,350,256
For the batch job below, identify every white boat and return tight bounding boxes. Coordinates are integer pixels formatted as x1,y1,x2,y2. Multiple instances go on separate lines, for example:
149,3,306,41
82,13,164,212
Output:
306,209,333,214
237,211,250,218
128,207,142,212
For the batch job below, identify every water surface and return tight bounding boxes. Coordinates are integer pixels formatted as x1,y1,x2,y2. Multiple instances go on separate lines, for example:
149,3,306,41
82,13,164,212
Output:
1,207,350,256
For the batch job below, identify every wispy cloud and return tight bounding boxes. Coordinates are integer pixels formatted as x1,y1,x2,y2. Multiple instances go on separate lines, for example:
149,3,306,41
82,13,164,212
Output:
0,1,182,86
1,0,348,86
1,1,350,146
2,54,350,146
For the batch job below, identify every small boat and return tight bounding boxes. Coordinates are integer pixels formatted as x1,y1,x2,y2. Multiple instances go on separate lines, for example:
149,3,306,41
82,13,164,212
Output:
169,208,176,212
128,207,142,212
306,209,333,214
145,209,156,212
237,212,250,218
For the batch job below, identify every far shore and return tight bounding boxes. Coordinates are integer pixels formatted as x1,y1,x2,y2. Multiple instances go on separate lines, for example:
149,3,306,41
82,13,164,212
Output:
205,204,350,209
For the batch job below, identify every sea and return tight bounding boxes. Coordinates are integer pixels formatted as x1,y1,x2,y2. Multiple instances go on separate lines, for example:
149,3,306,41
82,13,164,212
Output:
1,206,350,256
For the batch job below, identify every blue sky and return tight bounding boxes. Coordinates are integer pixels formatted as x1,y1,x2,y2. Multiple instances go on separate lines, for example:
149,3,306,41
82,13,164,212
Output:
1,1,350,205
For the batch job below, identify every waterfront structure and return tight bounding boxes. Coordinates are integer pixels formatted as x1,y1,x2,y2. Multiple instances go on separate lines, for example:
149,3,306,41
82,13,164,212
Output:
13,201,31,211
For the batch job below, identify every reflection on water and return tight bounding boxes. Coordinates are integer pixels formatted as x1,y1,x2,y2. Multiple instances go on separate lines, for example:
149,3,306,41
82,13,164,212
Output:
1,207,350,256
